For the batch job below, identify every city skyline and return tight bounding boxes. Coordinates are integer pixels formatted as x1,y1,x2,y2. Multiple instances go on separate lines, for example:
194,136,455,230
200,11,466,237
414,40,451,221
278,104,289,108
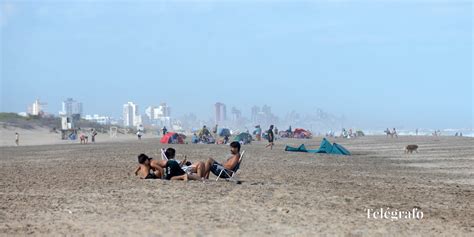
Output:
7,97,474,137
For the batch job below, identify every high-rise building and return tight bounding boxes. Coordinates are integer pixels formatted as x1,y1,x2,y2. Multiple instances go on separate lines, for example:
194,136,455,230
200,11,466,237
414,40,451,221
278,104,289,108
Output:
262,105,272,115
145,106,158,120
28,99,46,116
158,103,171,117
123,102,139,127
84,114,111,125
61,98,83,117
146,103,171,120
231,107,241,121
215,102,227,124
251,106,260,122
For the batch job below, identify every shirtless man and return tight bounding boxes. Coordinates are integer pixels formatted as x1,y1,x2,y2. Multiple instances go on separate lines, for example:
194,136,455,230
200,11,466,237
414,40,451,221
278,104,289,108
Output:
203,141,241,179
265,125,274,150
134,154,163,179
80,133,88,144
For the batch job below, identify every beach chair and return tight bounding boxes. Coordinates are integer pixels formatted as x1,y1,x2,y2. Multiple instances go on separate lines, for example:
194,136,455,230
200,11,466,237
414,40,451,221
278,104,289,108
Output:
216,150,245,182
160,148,168,161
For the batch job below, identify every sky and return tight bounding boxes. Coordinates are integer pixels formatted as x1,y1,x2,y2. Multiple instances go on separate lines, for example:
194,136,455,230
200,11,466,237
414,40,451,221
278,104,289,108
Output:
0,0,472,129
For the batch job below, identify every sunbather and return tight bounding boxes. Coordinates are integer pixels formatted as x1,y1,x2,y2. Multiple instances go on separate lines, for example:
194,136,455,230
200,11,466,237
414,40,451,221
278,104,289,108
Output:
164,148,206,178
203,141,241,179
134,153,163,179
164,148,202,181
181,157,206,178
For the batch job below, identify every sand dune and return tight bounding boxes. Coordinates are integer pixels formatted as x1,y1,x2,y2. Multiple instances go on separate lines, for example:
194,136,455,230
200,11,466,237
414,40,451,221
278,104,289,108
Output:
0,127,142,147
0,136,472,236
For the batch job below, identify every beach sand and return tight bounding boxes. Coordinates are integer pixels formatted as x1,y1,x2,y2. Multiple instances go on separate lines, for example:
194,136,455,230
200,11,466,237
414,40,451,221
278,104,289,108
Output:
0,134,472,236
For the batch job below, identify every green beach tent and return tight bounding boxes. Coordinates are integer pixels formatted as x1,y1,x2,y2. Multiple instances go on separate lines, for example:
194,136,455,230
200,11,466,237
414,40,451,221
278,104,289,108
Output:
284,138,351,156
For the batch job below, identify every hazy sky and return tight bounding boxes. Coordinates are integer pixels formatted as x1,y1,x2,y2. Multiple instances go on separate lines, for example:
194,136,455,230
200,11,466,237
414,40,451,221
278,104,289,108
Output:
1,0,472,128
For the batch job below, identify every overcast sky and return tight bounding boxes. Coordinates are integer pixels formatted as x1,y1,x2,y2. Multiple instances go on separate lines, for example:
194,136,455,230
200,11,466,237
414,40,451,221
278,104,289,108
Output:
1,0,472,129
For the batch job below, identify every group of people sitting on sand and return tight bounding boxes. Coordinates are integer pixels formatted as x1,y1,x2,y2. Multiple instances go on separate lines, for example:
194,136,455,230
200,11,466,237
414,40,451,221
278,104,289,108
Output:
134,141,242,181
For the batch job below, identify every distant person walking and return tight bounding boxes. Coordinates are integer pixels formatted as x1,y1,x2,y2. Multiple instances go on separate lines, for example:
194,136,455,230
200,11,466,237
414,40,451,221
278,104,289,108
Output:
162,126,167,136
213,124,218,144
15,132,19,146
392,128,398,138
91,129,97,143
265,125,275,150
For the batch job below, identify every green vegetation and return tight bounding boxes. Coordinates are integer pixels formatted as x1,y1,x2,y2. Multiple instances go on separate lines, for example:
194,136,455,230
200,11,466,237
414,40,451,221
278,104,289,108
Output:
0,113,60,129
0,113,25,120
0,113,118,133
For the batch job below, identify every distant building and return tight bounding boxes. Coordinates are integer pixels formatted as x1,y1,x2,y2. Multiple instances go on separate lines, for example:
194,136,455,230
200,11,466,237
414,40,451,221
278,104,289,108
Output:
215,102,227,124
251,106,260,122
251,104,277,125
28,99,47,116
231,107,241,122
123,102,140,127
144,103,171,127
18,112,28,117
145,106,158,120
159,103,171,117
145,103,171,120
84,114,111,125
61,98,83,118
262,105,272,116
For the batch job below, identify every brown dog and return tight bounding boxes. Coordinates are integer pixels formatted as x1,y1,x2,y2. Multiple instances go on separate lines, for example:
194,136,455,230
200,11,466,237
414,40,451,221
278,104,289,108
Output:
405,145,418,154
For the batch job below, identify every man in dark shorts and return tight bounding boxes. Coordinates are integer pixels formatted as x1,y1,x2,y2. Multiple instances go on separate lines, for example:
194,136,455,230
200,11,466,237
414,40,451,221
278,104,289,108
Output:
203,141,241,179
265,125,274,150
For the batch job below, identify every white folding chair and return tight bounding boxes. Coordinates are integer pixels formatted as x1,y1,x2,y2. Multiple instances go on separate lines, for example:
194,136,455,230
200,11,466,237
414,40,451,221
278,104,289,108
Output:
160,148,168,161
216,150,245,182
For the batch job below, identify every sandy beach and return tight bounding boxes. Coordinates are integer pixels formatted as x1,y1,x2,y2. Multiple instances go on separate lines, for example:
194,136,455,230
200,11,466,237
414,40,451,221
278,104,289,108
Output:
0,134,472,236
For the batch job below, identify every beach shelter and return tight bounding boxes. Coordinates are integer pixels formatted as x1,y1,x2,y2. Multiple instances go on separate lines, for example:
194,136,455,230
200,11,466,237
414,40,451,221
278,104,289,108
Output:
316,138,334,153
234,132,252,144
284,138,351,155
284,144,307,152
332,143,351,155
218,128,231,137
160,132,185,144
293,128,312,139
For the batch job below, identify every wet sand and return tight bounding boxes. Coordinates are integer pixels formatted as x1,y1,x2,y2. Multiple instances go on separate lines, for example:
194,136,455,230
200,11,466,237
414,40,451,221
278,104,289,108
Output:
0,135,472,236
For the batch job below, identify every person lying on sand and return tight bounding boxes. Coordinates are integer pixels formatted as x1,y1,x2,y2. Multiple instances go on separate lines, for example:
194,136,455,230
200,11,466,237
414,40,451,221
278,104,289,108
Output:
134,153,163,179
163,148,202,181
162,147,206,178
203,141,241,179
